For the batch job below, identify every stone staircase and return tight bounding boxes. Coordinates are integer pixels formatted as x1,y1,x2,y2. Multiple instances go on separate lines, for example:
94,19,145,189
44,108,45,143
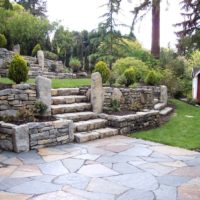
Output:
51,88,118,143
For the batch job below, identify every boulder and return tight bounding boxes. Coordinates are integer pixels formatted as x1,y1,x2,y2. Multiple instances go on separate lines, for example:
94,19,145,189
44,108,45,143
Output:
37,50,44,71
160,85,168,105
13,125,29,152
13,44,20,54
36,76,51,116
91,72,104,114
112,88,122,102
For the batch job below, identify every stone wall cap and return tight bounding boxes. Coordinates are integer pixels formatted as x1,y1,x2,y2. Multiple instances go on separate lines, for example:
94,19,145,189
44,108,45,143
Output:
12,84,32,90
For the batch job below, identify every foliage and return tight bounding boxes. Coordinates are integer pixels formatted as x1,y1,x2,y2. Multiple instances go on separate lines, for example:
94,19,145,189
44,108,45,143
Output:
69,57,81,73
17,107,36,122
8,54,28,84
15,0,47,17
52,26,73,66
145,70,161,86
12,2,24,11
187,50,200,74
0,33,7,47
44,51,58,60
123,68,136,87
110,99,120,112
0,0,12,10
131,100,200,150
93,61,111,83
113,57,148,76
0,8,54,54
32,44,41,57
108,71,117,86
34,101,48,115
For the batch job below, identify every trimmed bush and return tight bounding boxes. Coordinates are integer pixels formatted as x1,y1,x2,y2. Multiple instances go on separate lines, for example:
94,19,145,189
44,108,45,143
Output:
123,68,136,87
94,61,110,83
145,70,161,86
69,57,81,73
8,54,29,84
32,44,41,57
44,51,58,60
0,34,7,48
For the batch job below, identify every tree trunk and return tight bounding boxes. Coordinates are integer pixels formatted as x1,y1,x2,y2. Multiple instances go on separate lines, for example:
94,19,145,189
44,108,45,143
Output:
151,0,160,59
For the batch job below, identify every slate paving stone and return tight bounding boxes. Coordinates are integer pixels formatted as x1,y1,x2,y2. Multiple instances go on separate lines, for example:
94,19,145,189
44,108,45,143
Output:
74,153,100,161
87,178,128,195
186,157,200,166
31,175,56,183
154,185,177,200
157,175,191,187
31,191,87,200
138,162,176,176
10,165,42,178
106,172,158,191
17,151,44,165
102,144,134,153
0,192,31,200
160,161,187,168
2,157,23,166
112,162,143,174
38,160,69,176
8,180,61,195
0,165,17,177
62,158,84,173
78,164,118,177
170,166,200,177
0,177,31,191
54,173,90,189
63,185,115,200
97,154,142,164
86,147,115,156
117,189,154,200
119,146,153,157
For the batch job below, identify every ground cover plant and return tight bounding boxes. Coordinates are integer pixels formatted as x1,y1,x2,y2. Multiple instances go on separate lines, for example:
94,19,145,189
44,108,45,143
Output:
130,99,200,150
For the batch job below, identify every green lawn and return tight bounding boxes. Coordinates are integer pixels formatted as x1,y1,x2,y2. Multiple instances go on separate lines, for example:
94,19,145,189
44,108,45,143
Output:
0,77,91,88
130,99,200,150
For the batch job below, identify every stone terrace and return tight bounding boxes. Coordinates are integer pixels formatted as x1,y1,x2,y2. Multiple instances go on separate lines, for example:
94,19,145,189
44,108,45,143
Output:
0,135,199,200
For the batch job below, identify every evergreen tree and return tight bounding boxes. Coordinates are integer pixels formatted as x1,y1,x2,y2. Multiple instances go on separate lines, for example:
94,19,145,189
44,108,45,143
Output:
14,0,47,16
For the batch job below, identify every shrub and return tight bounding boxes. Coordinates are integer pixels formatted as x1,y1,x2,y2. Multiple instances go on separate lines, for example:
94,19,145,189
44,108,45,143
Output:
0,34,7,48
123,68,136,87
34,101,48,115
32,44,41,57
49,64,56,72
69,57,81,73
94,61,110,83
8,54,29,84
17,107,35,122
108,71,117,86
110,99,120,112
44,51,58,60
113,57,148,75
145,70,161,86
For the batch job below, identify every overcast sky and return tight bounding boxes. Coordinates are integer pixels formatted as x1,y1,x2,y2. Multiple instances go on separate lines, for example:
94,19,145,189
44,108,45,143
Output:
47,0,182,50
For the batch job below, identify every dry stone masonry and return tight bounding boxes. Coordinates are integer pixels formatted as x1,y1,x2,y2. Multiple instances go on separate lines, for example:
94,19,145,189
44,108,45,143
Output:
0,48,76,79
0,84,36,117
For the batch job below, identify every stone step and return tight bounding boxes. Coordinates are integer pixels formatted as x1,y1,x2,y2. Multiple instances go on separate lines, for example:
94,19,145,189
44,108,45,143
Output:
55,112,97,122
52,95,87,105
51,88,80,96
154,103,166,110
29,67,42,72
74,128,119,143
51,103,92,115
74,119,107,132
159,107,173,116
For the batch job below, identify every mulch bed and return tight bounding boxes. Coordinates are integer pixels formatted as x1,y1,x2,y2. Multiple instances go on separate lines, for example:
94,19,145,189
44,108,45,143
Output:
0,116,56,125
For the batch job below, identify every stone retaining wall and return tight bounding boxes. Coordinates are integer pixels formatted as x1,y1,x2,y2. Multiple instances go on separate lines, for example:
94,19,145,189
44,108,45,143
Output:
103,87,154,112
0,84,36,117
99,110,160,135
0,120,74,152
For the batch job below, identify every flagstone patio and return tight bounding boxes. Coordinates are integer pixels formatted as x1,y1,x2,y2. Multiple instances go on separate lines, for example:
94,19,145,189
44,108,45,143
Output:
0,135,200,200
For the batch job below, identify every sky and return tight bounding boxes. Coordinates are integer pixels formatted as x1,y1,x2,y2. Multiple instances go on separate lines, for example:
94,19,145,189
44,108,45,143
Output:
47,0,183,50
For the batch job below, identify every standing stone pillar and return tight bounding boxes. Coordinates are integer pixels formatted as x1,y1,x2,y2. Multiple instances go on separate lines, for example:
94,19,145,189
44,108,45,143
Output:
91,72,104,114
36,76,51,116
13,44,20,54
37,50,44,71
160,85,168,106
